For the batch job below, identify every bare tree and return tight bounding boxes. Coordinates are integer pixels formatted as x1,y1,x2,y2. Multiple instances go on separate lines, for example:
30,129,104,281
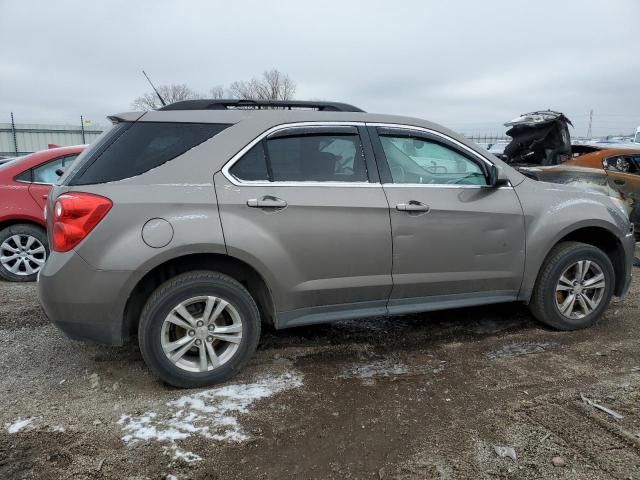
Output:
227,69,296,101
209,85,226,99
131,84,201,110
261,69,296,100
132,70,296,110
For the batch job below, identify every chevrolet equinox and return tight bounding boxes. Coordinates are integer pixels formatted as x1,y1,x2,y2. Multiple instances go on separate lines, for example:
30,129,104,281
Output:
38,100,635,388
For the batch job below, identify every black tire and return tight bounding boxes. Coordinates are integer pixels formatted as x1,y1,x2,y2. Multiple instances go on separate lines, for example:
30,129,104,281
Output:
529,241,614,330
138,271,261,388
0,224,49,282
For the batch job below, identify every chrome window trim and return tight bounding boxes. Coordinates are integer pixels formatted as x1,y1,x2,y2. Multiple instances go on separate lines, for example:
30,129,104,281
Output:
221,122,377,187
381,183,513,190
221,121,505,188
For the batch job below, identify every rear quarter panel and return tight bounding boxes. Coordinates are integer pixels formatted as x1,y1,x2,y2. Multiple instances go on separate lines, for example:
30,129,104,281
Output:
0,181,44,227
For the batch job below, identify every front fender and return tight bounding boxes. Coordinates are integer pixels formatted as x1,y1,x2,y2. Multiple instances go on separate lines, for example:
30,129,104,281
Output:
515,178,629,301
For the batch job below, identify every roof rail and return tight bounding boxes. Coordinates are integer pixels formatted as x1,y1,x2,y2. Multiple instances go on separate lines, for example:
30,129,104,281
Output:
159,99,365,113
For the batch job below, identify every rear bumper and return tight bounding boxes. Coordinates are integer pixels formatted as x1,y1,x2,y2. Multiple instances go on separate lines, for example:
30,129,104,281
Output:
38,250,131,346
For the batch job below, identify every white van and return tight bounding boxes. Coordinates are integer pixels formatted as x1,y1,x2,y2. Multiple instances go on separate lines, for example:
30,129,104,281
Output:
635,126,640,144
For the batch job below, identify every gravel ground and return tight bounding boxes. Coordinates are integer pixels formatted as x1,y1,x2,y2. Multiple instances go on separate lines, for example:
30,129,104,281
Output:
1,264,640,479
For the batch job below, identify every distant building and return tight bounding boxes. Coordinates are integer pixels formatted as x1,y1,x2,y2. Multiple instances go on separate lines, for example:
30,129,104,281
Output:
0,123,105,157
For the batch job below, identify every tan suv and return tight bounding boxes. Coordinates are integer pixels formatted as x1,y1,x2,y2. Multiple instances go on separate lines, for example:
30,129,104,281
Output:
38,100,635,387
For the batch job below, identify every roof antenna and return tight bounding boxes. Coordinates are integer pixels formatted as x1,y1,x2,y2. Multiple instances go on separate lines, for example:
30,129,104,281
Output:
142,70,166,107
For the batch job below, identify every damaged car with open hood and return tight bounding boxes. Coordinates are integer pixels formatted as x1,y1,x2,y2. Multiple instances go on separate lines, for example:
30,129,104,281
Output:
497,110,639,241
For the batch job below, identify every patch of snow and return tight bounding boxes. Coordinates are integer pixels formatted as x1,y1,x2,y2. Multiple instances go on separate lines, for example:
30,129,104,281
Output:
6,417,35,433
339,359,409,379
89,372,100,389
118,372,303,461
486,342,554,360
165,445,202,463
494,445,517,461
50,425,66,433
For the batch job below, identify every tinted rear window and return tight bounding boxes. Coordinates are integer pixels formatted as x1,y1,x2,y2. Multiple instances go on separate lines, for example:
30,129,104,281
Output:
229,143,269,181
67,122,229,185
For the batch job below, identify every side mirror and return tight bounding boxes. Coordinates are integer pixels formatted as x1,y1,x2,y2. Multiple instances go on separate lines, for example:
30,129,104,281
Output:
489,164,509,187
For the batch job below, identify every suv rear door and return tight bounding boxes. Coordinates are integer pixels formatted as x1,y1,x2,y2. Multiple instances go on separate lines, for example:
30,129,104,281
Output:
369,125,526,313
214,124,393,327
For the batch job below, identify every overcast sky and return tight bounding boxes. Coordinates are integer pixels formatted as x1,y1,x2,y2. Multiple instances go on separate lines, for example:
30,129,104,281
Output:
1,0,639,137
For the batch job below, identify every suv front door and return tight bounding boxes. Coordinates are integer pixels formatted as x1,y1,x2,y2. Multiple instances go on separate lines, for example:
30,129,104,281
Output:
369,125,526,313
215,124,393,327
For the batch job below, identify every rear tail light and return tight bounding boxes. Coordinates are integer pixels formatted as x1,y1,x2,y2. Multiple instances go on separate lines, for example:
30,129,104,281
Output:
52,192,112,252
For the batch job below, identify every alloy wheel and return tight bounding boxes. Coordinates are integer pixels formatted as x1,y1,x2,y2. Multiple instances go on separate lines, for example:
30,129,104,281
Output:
0,234,47,276
160,295,243,373
555,260,606,319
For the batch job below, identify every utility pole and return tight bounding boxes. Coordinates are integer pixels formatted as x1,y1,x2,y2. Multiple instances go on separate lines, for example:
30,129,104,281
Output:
586,109,593,139
10,112,18,155
80,115,86,144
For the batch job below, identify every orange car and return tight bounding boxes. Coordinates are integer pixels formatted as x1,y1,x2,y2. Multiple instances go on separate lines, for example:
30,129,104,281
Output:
568,147,640,202
567,147,640,238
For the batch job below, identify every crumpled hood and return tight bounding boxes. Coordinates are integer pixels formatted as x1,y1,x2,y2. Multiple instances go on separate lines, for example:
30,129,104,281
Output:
517,164,638,225
516,165,611,196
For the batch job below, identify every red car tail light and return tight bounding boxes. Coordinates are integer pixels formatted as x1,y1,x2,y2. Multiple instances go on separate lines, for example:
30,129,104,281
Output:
52,192,112,252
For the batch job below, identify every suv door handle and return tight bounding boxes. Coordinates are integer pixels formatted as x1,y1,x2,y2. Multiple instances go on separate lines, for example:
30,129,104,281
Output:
247,197,288,209
396,201,431,213
613,179,625,186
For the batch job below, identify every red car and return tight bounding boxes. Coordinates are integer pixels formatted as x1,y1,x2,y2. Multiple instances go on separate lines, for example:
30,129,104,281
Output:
0,145,85,281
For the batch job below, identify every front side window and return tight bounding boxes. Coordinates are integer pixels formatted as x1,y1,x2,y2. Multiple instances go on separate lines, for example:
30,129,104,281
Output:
33,154,78,184
604,155,638,173
380,135,487,185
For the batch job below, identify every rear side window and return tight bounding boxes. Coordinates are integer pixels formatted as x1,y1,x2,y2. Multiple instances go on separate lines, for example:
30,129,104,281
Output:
228,132,369,183
67,122,229,185
229,143,269,181
33,154,78,184
14,168,32,182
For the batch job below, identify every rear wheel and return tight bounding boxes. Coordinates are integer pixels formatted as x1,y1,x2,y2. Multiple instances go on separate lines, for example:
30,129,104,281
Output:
138,271,261,388
529,241,614,330
0,224,48,282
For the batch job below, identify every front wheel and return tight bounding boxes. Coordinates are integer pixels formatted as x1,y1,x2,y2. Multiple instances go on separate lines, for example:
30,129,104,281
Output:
529,241,614,330
138,271,261,388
